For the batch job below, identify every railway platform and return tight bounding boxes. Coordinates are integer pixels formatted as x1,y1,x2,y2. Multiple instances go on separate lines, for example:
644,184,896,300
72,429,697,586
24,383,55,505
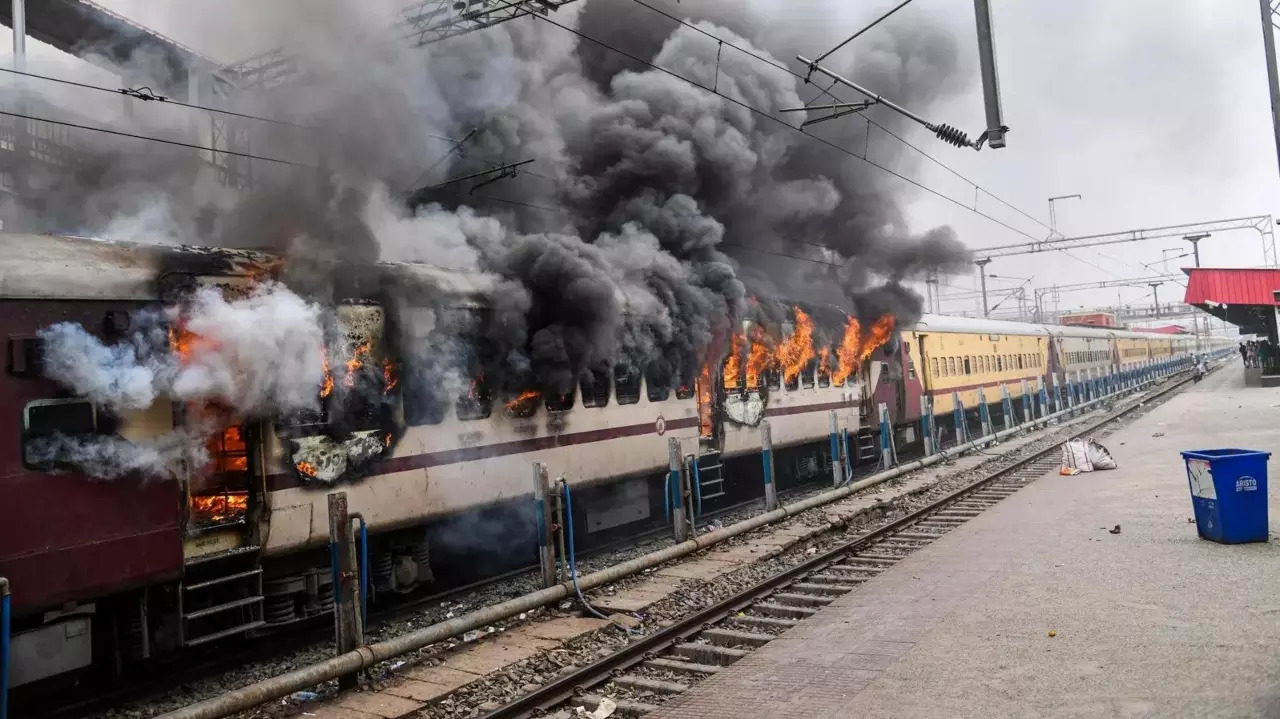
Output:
650,367,1280,719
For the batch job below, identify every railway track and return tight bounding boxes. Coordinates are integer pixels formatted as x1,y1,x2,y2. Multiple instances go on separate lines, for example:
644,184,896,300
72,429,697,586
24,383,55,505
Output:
53,371,1195,719
479,375,1191,719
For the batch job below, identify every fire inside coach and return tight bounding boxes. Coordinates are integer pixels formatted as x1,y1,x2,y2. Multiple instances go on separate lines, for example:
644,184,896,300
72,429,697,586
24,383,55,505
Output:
0,233,923,690
0,232,1220,693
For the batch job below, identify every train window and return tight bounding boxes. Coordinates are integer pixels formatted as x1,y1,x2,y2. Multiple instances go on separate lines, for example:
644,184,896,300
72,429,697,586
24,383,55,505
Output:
946,357,955,375
996,355,1002,371
931,357,939,377
22,398,109,470
644,362,671,402
456,376,493,421
545,388,575,411
675,384,694,400
765,367,781,391
614,365,641,405
581,368,612,408
907,359,916,380
963,357,972,375
801,360,816,389
817,359,831,388
1017,355,1023,370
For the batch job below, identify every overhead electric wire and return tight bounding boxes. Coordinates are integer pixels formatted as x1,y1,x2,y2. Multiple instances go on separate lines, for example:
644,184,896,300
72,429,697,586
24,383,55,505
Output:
623,0,1055,235
0,65,306,128
0,109,309,166
531,12,1043,243
812,0,919,65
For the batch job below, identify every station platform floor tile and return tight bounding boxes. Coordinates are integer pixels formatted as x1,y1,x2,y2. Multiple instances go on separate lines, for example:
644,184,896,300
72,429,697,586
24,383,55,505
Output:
649,366,1280,719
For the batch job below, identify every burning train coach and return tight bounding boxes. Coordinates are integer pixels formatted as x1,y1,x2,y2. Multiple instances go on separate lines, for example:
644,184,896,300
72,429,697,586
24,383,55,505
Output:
1,232,1209,688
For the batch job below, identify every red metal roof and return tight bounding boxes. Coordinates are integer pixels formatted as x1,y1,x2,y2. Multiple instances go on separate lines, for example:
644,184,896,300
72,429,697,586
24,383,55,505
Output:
1183,267,1280,306
1133,324,1190,334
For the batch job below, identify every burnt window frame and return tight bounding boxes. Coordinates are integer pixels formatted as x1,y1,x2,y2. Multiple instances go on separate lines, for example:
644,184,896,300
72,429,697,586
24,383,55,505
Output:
643,362,671,403
614,365,641,405
963,357,972,375
801,359,816,389
21,398,110,472
580,367,612,408
455,376,493,421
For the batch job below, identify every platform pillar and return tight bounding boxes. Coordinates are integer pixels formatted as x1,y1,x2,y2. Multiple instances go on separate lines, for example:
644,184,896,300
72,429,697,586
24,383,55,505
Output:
1000,384,1014,432
1051,374,1061,414
760,421,778,511
952,392,966,445
327,492,363,689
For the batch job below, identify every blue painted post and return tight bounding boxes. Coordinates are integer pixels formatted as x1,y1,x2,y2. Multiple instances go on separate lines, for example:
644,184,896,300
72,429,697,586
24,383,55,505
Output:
1021,379,1033,422
668,438,686,540
878,402,895,470
1085,369,1095,402
829,411,843,488
1,577,8,719
952,391,966,445
533,463,556,589
1000,384,1014,432
760,422,778,511
1038,379,1049,418
1051,374,1061,414
978,388,993,438
920,394,934,456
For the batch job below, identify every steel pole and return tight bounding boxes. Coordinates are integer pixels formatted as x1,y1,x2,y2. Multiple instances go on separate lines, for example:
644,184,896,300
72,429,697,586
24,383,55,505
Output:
972,0,1007,148
1261,0,1280,188
11,0,24,73
976,259,992,317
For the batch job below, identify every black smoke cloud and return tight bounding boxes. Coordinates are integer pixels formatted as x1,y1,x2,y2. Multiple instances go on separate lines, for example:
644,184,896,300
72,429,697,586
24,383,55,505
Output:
10,0,971,407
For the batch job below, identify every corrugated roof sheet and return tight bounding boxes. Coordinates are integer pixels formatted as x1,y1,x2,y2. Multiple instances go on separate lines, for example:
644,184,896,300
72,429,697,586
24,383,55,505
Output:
1183,267,1280,306
1134,324,1190,335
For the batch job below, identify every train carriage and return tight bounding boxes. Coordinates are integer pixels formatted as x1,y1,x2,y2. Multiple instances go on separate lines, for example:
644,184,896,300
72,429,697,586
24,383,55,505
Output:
2,232,1229,692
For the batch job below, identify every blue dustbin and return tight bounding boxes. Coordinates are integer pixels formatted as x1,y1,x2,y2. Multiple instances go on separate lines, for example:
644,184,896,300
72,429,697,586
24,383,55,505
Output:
1180,449,1271,544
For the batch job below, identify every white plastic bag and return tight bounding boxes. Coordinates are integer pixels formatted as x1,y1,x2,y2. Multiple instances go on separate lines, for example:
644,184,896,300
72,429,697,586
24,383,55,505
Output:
1086,439,1117,470
1061,440,1094,472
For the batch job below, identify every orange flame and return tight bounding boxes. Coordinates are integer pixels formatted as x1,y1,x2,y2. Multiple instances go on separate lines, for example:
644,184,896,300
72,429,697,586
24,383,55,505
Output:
696,362,714,438
190,492,248,525
817,347,831,380
745,325,772,390
219,426,248,471
856,315,896,364
383,358,397,393
168,322,202,363
775,307,816,383
320,350,334,399
505,389,541,412
384,432,392,448
833,317,862,385
295,461,318,478
344,341,372,388
723,332,746,389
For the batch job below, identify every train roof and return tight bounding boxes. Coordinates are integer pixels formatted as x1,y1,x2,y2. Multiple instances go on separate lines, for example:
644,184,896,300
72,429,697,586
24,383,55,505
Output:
0,232,497,301
911,313,1192,342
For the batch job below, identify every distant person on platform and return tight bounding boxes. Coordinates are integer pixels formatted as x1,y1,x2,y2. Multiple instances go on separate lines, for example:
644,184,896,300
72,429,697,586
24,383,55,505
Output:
1240,342,1248,365
1260,342,1272,373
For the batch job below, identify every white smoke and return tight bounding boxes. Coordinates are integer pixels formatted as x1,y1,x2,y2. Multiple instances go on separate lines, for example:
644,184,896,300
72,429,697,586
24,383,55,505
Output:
40,282,327,418
170,283,327,416
36,283,326,479
26,431,209,481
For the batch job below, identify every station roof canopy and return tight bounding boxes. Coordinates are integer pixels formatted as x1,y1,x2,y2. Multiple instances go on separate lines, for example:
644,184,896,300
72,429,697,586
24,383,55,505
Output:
1183,267,1280,335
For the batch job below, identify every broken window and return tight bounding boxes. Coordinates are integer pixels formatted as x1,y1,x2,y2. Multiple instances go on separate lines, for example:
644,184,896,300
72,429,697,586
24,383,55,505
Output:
580,367,611,408
456,374,492,420
645,362,671,402
22,399,109,470
614,365,641,405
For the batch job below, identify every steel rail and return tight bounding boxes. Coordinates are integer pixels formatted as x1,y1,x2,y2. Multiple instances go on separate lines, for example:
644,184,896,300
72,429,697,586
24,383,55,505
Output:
481,371,1199,718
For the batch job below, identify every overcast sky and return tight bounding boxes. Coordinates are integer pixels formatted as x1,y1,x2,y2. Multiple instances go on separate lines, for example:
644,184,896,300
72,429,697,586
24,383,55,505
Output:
4,0,1277,323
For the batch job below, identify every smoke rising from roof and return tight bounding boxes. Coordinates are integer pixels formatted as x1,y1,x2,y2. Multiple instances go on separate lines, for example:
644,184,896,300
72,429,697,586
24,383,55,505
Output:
15,0,972,401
